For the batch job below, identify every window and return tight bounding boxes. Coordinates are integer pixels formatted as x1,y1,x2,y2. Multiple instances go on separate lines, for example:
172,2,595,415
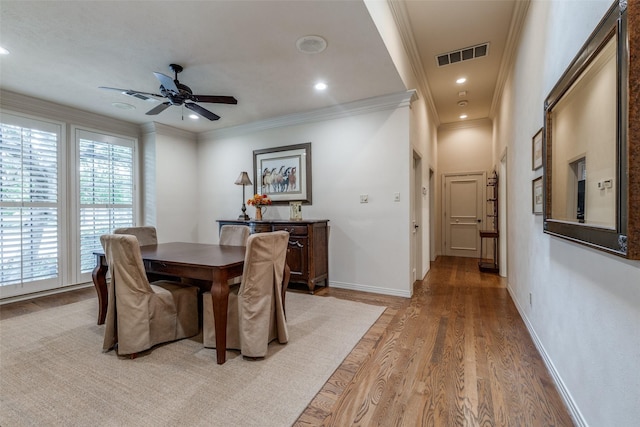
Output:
0,113,138,298
1,115,62,292
77,130,135,277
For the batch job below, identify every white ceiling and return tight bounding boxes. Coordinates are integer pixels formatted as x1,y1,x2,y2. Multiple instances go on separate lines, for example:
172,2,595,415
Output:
0,1,520,133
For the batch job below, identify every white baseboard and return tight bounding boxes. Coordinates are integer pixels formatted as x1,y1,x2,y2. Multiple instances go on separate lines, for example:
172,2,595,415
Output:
329,281,411,298
506,283,588,427
0,282,93,305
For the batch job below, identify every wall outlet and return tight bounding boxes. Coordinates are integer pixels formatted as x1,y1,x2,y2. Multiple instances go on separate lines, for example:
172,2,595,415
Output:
360,194,369,203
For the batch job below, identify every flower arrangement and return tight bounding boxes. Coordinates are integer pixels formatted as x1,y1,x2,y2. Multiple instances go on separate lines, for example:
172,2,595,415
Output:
247,193,272,207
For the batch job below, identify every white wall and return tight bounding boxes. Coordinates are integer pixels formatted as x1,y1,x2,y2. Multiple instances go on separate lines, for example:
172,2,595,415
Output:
142,123,200,244
494,1,640,425
197,100,413,297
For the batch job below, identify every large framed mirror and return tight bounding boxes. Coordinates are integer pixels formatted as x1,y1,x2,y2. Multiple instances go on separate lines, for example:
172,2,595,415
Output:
543,0,639,259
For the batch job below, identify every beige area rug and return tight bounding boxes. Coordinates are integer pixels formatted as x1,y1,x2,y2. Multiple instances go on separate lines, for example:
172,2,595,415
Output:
0,292,385,427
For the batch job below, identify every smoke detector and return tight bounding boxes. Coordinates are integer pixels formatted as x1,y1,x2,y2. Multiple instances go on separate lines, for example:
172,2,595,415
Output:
296,35,327,54
457,100,469,107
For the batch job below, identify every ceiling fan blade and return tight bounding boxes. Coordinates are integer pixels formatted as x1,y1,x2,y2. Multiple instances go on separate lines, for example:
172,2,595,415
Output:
99,87,163,101
191,95,238,105
185,102,220,121
153,72,180,94
146,102,171,116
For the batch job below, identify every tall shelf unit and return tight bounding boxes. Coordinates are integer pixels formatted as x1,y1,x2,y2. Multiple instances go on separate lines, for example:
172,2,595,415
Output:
479,171,499,273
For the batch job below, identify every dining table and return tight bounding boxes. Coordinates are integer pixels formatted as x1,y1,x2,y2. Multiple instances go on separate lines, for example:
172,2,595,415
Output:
92,242,246,364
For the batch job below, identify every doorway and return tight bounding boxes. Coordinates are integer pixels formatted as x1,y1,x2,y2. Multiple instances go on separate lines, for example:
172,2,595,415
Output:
412,152,422,283
442,172,486,258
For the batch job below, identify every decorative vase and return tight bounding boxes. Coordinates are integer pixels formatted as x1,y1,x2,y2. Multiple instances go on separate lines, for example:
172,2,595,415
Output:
255,206,263,220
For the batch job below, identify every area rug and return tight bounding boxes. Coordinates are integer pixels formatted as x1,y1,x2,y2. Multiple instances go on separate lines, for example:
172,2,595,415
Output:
0,292,385,426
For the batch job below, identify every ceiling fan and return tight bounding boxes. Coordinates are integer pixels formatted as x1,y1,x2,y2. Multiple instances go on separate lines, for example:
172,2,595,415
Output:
100,64,237,121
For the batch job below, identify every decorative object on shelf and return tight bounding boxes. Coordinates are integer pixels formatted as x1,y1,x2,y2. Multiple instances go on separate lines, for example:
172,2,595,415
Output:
289,201,302,221
532,127,543,170
235,172,253,220
247,193,272,220
253,143,312,205
532,176,543,215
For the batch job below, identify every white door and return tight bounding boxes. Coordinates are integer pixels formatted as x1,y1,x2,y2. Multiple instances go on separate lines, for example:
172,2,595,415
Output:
443,173,485,258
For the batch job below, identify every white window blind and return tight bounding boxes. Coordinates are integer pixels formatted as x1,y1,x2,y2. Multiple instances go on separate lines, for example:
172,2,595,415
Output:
78,132,134,274
1,121,60,287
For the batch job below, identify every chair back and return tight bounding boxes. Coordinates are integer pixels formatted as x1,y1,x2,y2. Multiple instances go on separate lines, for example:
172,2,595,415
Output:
237,230,290,355
114,226,158,246
100,234,154,352
220,224,250,246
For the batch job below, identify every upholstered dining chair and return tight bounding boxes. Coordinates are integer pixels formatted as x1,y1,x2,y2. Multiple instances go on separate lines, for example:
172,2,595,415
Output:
219,224,251,246
100,234,199,357
202,230,290,358
113,226,158,246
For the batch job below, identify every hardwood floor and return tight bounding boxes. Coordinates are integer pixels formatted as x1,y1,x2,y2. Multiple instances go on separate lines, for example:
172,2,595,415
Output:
0,256,574,426
296,256,574,426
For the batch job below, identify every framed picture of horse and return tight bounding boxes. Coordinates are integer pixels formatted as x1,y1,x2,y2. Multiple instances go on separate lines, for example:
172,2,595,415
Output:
253,142,312,204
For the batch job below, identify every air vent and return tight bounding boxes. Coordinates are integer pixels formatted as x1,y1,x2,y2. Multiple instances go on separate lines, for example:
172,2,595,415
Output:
436,43,489,67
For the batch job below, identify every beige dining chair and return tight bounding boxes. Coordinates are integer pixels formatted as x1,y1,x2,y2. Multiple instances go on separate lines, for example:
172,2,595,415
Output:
219,224,251,246
113,226,158,246
100,234,199,357
202,230,290,358
220,224,250,286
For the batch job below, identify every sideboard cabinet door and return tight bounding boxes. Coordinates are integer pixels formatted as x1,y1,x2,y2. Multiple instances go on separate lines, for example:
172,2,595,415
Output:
217,219,329,293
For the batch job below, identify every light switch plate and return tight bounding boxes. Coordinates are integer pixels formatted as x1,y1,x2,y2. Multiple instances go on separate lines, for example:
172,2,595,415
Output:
360,194,368,203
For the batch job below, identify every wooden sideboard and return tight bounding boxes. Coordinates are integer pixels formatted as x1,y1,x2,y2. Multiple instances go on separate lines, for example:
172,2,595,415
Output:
217,219,329,293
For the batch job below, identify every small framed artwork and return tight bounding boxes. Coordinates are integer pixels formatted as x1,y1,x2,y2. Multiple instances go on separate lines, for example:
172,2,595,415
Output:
532,176,543,214
253,142,312,205
532,128,543,170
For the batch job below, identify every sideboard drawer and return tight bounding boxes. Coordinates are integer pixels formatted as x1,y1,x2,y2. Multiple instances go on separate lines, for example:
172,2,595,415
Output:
273,224,308,236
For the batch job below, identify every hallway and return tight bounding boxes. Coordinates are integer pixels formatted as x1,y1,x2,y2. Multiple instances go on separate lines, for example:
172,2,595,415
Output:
299,256,574,426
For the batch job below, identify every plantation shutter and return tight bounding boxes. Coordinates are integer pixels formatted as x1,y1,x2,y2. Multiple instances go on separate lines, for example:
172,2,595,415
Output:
78,131,135,274
0,118,61,288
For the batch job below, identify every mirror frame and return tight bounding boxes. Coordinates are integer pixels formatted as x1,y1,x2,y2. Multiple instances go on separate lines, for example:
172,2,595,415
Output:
543,0,639,259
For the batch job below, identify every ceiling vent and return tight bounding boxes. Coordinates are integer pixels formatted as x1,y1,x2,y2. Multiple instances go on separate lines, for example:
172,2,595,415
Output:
436,43,489,67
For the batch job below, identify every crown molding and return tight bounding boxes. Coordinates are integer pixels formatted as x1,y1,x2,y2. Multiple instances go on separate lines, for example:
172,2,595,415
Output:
204,90,416,139
386,0,441,127
0,89,141,137
141,122,197,140
490,0,531,118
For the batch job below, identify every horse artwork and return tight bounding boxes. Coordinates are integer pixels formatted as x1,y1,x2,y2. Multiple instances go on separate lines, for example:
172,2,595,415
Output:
253,143,311,204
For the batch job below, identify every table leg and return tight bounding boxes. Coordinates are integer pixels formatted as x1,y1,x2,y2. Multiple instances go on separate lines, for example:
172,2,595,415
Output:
92,254,108,325
209,269,230,364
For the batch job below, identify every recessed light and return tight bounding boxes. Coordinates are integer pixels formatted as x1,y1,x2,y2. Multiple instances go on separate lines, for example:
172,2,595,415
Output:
188,114,199,120
460,114,468,119
314,82,328,91
0,46,9,55
111,102,135,110
456,77,467,84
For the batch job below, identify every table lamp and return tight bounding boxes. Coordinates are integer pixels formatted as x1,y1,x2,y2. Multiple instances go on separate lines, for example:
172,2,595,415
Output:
235,171,252,220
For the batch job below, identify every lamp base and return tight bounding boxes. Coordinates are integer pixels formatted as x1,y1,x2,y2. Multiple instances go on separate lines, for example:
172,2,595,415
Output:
238,213,250,221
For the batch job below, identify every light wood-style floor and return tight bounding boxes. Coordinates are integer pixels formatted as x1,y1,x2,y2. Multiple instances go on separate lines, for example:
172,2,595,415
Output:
1,256,574,426
296,256,575,426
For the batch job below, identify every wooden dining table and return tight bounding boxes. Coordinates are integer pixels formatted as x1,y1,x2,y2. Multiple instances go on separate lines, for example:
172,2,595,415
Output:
92,242,246,364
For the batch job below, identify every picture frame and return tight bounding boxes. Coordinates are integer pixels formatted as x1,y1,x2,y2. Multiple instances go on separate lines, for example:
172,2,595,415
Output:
532,127,543,170
532,176,543,215
253,142,312,205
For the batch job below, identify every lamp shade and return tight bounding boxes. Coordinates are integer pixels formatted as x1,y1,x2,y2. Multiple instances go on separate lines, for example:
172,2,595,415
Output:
234,171,252,186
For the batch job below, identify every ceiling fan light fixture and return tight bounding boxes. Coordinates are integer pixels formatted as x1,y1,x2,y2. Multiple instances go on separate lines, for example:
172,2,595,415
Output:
296,35,327,54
